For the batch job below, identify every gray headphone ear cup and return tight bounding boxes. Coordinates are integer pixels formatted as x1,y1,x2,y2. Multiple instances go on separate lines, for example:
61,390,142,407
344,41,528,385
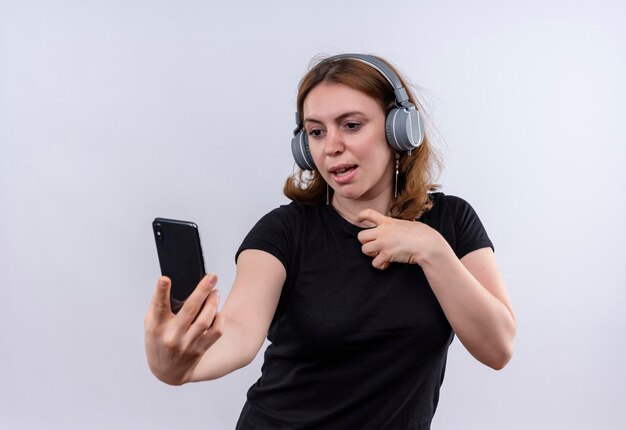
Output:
291,130,316,170
385,107,425,151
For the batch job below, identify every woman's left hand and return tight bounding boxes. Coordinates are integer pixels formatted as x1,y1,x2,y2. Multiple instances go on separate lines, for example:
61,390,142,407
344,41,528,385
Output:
357,209,450,270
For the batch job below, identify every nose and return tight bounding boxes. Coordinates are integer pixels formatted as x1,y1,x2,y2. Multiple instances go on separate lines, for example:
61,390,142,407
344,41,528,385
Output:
324,127,344,156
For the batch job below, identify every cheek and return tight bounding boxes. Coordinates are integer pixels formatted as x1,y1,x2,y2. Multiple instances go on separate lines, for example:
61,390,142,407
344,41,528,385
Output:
307,144,330,179
308,143,325,170
363,126,391,161
308,141,322,160
369,147,395,181
361,139,393,169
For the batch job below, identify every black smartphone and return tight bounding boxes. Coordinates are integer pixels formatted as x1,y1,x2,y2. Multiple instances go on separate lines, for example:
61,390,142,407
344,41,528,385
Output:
152,218,206,313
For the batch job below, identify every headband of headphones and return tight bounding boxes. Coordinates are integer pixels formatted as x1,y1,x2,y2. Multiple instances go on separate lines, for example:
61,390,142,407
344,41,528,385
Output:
291,53,425,170
329,54,413,109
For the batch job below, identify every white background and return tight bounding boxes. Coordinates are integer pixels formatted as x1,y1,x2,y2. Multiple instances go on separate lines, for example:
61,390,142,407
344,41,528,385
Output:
1,1,625,428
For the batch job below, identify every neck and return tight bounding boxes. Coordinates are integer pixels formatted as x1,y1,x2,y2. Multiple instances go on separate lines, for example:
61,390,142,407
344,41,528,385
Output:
331,190,393,227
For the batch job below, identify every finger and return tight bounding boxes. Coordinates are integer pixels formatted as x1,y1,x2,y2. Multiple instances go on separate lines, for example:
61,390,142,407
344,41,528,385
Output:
149,276,173,323
177,274,218,327
357,227,377,244
186,288,220,343
357,208,387,227
371,252,391,270
196,311,225,351
361,241,381,258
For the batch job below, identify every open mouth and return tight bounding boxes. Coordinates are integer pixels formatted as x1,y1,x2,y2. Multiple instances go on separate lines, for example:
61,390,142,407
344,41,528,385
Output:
329,164,358,184
329,164,357,177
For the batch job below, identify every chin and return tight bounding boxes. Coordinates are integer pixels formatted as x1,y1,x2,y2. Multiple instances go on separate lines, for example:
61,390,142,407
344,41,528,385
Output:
334,189,367,201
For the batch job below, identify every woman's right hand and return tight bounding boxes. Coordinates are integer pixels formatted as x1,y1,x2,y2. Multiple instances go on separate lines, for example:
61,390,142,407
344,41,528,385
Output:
144,274,225,385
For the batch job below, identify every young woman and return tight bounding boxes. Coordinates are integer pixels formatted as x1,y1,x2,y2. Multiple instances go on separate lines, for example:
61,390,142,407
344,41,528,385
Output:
144,54,516,429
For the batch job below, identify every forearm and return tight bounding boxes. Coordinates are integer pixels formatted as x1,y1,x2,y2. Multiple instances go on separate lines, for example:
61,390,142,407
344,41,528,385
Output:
188,318,264,382
420,247,516,369
188,250,285,383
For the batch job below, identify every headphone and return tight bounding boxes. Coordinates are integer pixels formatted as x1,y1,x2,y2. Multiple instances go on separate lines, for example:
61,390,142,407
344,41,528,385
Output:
291,53,425,171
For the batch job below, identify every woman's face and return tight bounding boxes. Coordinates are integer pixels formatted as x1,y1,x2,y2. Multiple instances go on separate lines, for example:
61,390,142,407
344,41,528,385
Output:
302,82,393,202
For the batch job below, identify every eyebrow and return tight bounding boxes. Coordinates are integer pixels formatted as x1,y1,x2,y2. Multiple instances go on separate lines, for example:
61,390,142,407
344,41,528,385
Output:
303,111,366,126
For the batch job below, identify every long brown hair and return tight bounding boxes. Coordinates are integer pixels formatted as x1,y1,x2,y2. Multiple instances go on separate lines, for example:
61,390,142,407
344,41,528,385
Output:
283,55,441,220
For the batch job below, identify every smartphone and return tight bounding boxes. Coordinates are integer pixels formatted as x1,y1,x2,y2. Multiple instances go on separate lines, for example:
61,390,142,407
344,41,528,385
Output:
152,218,206,313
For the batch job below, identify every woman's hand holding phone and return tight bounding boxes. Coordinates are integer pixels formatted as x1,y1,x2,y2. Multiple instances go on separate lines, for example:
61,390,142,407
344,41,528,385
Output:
144,274,225,385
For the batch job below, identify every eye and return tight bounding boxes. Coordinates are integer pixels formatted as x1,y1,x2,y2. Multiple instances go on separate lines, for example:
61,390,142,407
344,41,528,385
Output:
345,122,361,131
307,128,324,139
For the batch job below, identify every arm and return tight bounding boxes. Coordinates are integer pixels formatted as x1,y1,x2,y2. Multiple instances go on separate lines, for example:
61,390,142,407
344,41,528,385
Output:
419,246,516,369
357,209,516,370
144,249,285,385
189,249,285,381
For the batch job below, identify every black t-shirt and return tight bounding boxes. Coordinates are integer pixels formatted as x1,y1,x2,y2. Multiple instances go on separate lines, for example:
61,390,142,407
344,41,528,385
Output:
234,193,493,429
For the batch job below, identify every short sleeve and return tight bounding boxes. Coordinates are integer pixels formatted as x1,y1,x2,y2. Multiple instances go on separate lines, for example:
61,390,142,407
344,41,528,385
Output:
235,204,298,271
445,195,494,259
